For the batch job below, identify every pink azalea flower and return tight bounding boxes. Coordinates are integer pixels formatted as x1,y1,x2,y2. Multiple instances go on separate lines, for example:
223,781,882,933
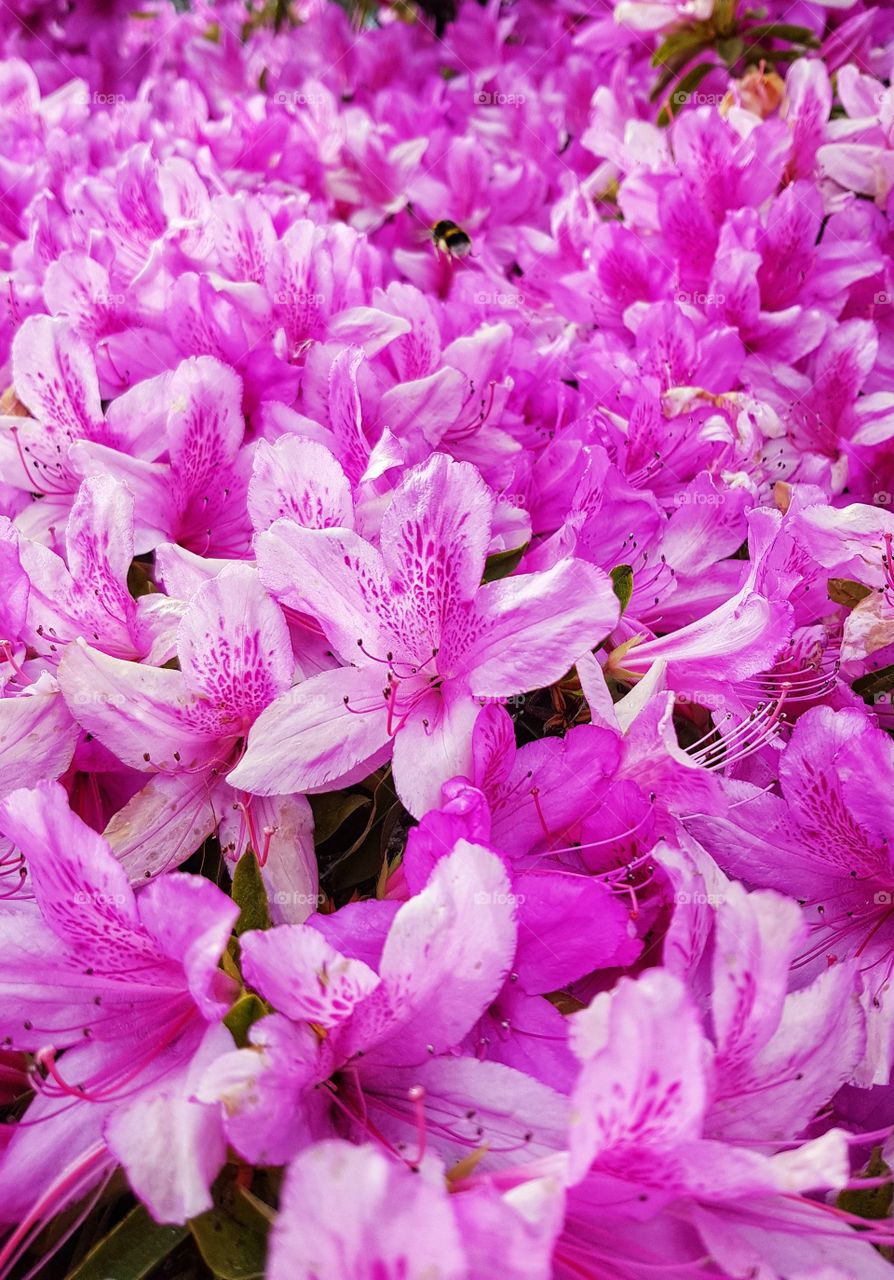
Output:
0,673,78,811
199,839,566,1171
57,563,317,917
230,452,619,815
1,475,178,663
268,1139,564,1280
3,0,894,1267
0,782,238,1236
0,316,115,546
558,967,893,1279
687,702,894,1084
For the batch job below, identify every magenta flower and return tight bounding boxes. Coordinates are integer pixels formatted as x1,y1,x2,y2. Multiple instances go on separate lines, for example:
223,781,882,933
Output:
0,674,78,812
0,316,112,545
1,475,177,663
0,782,238,1233
2,0,894,1269
268,1139,564,1280
199,839,566,1172
687,702,894,1085
230,453,619,815
559,968,892,1280
57,563,317,915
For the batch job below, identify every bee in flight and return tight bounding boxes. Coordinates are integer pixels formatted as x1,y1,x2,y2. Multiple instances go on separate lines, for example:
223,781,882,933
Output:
432,219,472,258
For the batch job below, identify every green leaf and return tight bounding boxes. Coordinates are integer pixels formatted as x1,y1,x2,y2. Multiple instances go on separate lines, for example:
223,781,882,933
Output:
658,61,716,125
482,542,528,583
651,26,709,69
309,791,370,845
232,851,271,936
764,46,813,62
716,34,744,64
223,992,268,1047
712,0,738,33
838,1148,893,1225
67,1205,187,1280
743,21,820,46
189,1182,268,1280
610,564,634,616
828,578,873,610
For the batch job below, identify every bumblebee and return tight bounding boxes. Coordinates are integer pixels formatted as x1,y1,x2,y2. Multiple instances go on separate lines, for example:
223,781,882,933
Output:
432,219,472,258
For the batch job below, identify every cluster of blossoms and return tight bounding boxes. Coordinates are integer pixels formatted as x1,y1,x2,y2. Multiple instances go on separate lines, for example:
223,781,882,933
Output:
3,0,894,1275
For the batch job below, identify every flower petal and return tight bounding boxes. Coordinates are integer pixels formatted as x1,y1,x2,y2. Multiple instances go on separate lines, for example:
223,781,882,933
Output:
344,839,517,1064
268,1141,466,1280
177,563,293,719
255,520,395,664
227,665,391,795
248,437,354,534
59,639,221,772
461,560,619,697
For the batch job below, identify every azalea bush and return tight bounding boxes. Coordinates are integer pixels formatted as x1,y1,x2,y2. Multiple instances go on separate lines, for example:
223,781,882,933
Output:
2,0,894,1276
